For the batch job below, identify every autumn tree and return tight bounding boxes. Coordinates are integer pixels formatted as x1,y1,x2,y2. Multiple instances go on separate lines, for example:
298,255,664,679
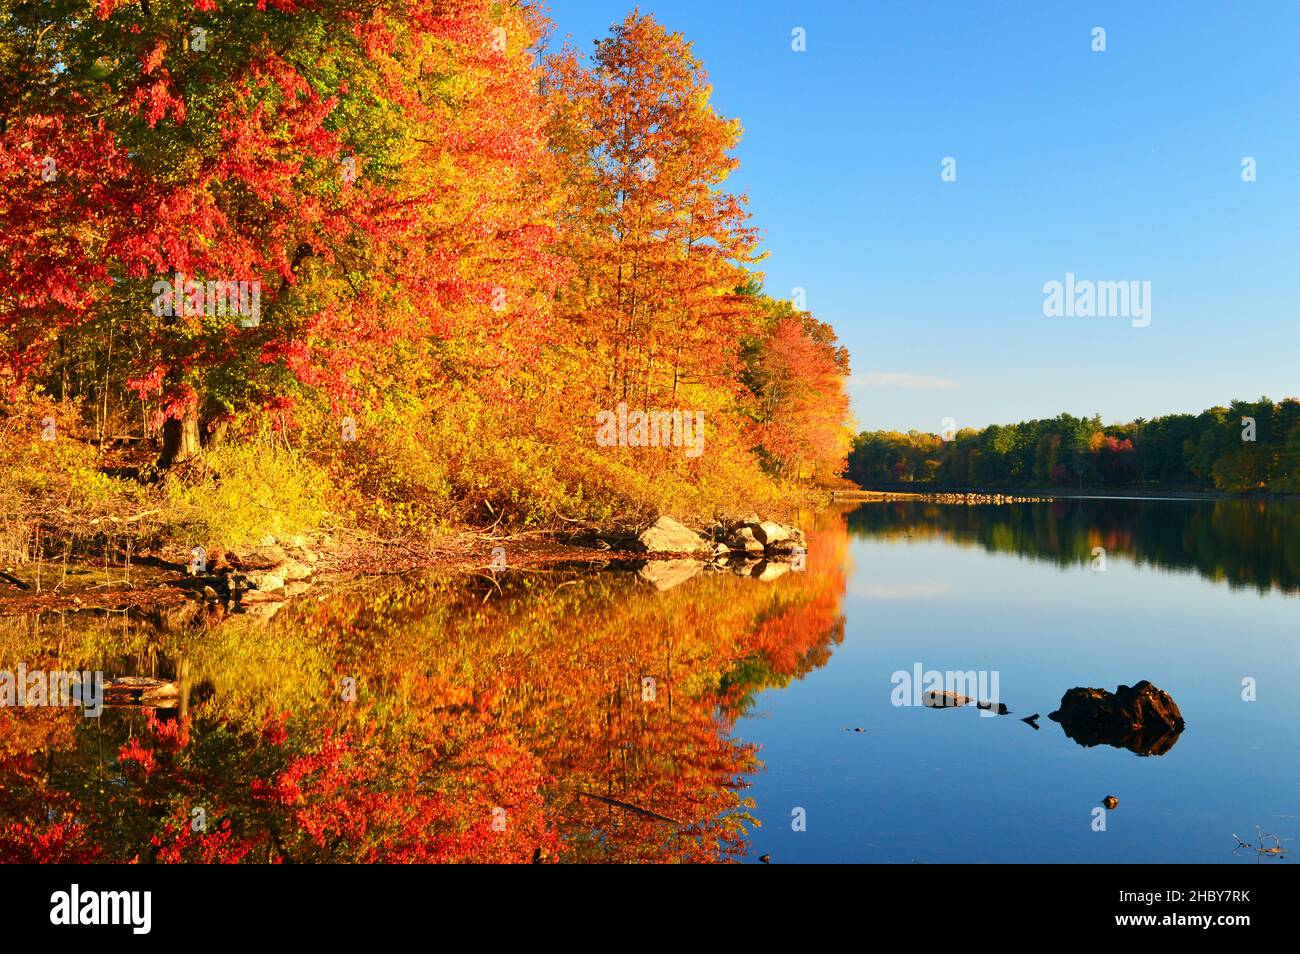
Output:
0,0,561,467
546,11,761,412
743,293,852,482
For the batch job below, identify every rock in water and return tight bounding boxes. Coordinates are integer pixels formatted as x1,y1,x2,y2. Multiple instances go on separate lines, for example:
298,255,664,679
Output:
1049,680,1185,756
753,521,790,545
922,689,974,708
636,516,706,554
725,525,766,553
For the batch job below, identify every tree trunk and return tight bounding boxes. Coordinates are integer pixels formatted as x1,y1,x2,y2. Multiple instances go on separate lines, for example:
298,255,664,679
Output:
158,407,201,468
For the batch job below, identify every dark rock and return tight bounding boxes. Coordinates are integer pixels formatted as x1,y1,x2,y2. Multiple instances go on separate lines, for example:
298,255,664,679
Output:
1049,680,1185,756
1103,796,1119,809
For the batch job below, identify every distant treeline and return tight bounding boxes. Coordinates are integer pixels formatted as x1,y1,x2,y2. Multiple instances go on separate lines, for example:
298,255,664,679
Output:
845,498,1300,594
847,399,1300,493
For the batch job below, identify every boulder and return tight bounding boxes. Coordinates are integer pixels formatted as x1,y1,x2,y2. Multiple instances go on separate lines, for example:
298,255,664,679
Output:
753,521,791,545
1048,680,1185,756
636,516,706,554
726,525,766,553
246,572,285,593
241,599,283,620
231,543,288,570
277,559,313,582
766,537,804,553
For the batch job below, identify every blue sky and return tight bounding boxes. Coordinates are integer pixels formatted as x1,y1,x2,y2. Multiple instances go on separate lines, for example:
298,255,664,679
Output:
546,0,1300,433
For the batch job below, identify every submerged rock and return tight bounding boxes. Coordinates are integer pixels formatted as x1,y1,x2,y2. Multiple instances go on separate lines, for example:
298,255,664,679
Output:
1049,680,1185,756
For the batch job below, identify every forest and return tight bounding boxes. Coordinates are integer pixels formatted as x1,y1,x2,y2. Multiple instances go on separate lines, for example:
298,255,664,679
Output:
847,399,1300,494
0,1,852,557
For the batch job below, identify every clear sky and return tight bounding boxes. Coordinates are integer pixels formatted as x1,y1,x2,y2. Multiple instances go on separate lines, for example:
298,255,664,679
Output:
546,0,1300,434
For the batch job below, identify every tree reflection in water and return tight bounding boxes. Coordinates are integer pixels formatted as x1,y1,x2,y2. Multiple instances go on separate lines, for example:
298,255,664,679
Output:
0,513,849,863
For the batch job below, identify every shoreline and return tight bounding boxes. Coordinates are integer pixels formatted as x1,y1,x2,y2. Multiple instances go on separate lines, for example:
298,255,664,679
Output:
0,513,810,616
0,533,651,616
832,486,1298,502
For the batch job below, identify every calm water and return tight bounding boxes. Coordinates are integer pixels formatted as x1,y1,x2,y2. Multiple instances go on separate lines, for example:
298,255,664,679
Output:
1,499,1297,863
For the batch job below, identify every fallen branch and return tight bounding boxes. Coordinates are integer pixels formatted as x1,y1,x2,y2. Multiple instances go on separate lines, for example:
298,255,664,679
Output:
579,791,682,825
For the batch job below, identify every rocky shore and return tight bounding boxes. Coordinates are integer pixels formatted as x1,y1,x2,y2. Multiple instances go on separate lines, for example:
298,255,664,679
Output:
631,515,808,591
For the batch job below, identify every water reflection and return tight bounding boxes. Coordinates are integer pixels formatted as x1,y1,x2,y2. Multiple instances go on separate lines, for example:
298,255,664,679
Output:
0,522,848,863
846,497,1300,594
2,497,1294,863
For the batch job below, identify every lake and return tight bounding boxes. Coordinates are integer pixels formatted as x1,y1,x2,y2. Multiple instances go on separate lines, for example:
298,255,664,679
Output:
1,498,1297,863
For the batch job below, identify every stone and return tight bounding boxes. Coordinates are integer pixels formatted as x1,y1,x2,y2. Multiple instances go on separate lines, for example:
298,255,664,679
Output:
276,559,313,582
766,537,803,553
726,526,765,553
1049,680,1185,756
248,572,285,592
242,600,282,620
636,516,705,554
753,521,790,545
232,543,288,569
